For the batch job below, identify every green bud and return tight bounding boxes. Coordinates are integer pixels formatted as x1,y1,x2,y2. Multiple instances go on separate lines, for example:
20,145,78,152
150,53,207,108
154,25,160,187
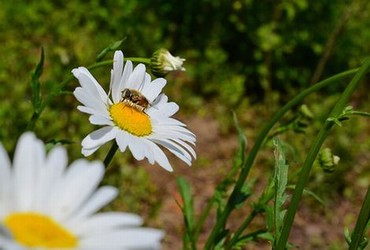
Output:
317,148,340,173
299,104,314,120
150,49,185,77
292,105,314,134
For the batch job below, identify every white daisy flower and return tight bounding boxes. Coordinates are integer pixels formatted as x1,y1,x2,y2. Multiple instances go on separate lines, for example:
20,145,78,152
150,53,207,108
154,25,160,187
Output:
72,50,196,172
0,132,164,250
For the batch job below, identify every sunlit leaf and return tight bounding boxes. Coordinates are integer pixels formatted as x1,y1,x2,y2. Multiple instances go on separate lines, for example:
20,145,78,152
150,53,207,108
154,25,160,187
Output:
96,37,127,62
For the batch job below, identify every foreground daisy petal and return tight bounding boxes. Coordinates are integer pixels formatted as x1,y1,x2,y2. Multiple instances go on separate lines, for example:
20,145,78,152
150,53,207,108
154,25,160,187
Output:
0,132,164,250
72,50,196,171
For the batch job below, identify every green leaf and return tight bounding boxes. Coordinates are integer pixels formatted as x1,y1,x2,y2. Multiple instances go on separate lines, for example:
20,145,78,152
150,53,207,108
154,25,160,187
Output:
233,230,270,249
272,137,289,246
257,231,275,242
31,47,44,112
286,185,324,205
176,177,196,249
234,183,252,208
265,206,274,232
96,37,127,62
344,227,351,245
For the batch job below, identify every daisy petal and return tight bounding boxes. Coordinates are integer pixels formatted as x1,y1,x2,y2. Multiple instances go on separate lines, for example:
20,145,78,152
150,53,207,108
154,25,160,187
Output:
146,140,173,172
113,60,133,103
115,131,129,152
142,77,167,102
81,126,117,155
0,236,25,250
13,133,45,211
80,228,164,249
110,51,124,93
51,160,105,221
81,146,101,157
148,101,179,117
126,63,146,90
89,114,114,126
73,87,109,116
72,67,109,104
66,186,118,223
33,146,68,213
173,138,197,159
77,105,101,116
152,138,192,166
38,146,68,214
127,134,147,161
72,212,143,236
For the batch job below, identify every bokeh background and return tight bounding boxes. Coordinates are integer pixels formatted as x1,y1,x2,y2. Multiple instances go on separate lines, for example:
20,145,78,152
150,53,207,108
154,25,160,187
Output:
1,1,370,249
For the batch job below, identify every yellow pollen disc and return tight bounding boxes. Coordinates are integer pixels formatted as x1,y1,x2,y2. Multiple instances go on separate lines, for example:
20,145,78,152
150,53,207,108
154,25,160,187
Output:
4,212,78,248
110,102,152,136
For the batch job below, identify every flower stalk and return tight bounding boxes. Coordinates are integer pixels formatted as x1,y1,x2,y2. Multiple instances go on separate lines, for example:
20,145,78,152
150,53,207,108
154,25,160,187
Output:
204,67,359,249
349,184,370,249
125,57,151,64
103,142,119,168
275,57,370,249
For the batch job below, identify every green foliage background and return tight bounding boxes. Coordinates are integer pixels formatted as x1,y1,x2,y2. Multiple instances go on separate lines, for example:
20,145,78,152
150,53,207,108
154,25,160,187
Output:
0,0,370,247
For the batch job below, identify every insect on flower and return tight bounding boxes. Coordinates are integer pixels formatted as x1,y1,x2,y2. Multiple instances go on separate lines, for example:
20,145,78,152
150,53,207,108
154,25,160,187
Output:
121,88,150,112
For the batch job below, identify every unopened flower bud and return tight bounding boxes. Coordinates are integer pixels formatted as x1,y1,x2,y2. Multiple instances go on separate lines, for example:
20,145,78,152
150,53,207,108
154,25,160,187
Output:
150,49,185,77
299,104,314,120
317,148,340,173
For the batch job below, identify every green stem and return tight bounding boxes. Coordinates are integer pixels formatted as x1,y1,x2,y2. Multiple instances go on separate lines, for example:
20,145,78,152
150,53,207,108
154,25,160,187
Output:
236,229,267,243
276,57,370,249
349,184,370,249
87,60,114,70
226,209,259,249
194,197,215,242
125,57,151,64
204,67,358,249
104,142,119,168
351,110,370,118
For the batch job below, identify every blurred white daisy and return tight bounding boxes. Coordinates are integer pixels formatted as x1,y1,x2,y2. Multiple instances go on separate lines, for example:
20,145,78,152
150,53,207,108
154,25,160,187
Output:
72,50,196,171
0,132,164,250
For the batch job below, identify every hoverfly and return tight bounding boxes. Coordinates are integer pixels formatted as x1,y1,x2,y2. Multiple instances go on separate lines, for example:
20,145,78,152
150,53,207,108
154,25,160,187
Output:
121,88,150,112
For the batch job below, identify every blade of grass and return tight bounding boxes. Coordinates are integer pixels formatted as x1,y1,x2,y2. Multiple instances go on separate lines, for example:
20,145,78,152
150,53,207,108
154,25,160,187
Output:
349,184,370,249
27,48,45,131
177,177,197,250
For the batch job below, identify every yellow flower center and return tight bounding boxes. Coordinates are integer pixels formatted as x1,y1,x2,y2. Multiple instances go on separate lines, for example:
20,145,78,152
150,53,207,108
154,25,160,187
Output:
110,102,152,136
4,212,78,248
